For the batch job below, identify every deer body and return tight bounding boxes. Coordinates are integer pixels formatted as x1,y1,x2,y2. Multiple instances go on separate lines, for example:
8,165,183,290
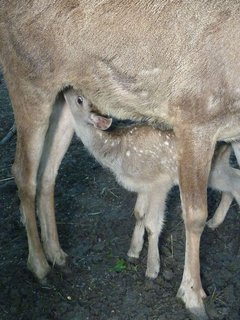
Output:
1,1,240,318
1,1,240,131
64,89,240,279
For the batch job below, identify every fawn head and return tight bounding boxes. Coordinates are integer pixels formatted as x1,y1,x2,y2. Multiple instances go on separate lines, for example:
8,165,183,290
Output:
64,88,112,130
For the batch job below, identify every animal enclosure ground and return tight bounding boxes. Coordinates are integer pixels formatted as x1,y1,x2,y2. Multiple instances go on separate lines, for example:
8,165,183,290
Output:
0,73,240,320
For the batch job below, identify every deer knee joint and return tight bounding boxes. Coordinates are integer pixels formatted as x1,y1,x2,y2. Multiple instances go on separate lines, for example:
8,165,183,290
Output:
185,216,206,234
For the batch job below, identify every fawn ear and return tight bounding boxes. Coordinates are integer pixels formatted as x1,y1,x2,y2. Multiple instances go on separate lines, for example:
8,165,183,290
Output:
90,113,112,130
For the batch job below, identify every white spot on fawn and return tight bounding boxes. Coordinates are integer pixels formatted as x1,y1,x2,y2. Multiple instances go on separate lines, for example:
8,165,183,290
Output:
126,150,131,157
139,91,149,98
97,131,103,138
139,68,160,76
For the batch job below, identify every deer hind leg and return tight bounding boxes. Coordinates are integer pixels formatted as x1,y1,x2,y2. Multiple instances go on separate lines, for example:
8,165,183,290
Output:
176,128,215,320
37,94,74,267
231,141,240,166
127,193,149,260
207,144,233,229
144,182,171,279
207,193,233,229
10,86,54,279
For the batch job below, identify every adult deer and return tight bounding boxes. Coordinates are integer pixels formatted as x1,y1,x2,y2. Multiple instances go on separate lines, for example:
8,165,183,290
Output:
1,1,240,319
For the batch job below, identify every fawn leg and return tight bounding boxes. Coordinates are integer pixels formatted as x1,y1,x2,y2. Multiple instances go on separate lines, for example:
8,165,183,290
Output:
144,181,172,279
128,193,149,260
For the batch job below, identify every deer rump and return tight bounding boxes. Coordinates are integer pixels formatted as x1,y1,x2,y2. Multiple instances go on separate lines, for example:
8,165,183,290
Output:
1,2,240,320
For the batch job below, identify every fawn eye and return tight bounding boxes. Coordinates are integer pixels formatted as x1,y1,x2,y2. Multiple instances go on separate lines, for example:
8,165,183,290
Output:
77,95,83,105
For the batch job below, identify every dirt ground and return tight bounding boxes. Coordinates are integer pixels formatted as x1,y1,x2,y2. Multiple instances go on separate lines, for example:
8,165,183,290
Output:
1,73,240,320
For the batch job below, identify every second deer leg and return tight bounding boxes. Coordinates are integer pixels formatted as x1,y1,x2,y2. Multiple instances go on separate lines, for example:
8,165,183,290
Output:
176,128,215,320
37,95,74,266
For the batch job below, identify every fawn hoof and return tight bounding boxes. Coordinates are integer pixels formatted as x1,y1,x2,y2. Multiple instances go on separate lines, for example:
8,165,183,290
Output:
145,263,160,279
145,269,159,280
127,255,139,264
127,249,140,260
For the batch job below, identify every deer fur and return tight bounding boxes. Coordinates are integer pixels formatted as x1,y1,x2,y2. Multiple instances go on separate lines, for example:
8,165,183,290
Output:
1,1,240,318
64,89,240,279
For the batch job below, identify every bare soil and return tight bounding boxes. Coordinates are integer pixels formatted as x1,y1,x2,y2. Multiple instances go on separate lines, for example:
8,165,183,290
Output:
1,73,240,320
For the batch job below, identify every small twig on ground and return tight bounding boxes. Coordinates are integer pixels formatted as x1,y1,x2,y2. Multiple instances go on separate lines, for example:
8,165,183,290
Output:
88,211,102,216
0,177,14,183
170,234,174,258
210,287,217,300
0,123,16,145
0,305,8,314
101,187,119,198
170,219,183,233
56,222,76,225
